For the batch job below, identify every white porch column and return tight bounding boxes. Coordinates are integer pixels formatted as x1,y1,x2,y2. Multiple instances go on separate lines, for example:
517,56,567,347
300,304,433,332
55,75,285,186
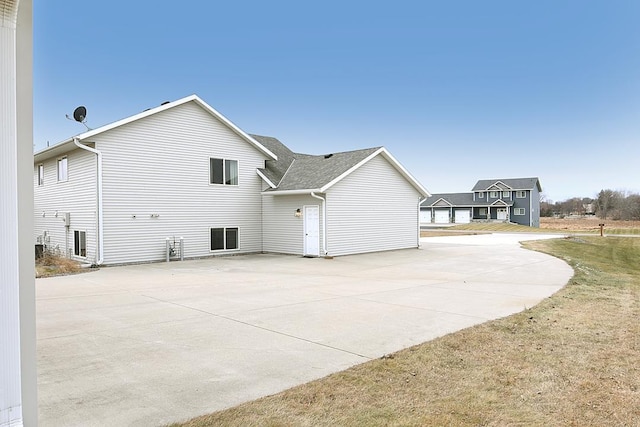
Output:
1,1,36,426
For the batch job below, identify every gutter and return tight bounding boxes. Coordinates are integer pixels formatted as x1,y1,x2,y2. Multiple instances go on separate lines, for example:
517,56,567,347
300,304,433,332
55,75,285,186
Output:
73,138,104,265
310,192,328,256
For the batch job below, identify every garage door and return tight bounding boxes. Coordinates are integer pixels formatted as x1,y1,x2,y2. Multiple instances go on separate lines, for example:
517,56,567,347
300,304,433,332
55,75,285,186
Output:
454,210,471,224
420,210,431,224
434,210,450,224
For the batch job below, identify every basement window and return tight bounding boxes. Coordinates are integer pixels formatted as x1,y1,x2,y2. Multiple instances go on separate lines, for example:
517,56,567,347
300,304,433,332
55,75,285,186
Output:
210,227,239,251
74,230,86,257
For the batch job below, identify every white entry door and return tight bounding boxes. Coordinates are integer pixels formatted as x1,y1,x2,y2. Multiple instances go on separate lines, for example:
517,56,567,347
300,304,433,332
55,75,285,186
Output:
497,208,507,220
303,205,320,257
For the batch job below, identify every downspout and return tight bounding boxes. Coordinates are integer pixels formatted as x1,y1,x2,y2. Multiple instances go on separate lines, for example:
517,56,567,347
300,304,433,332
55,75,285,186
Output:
310,192,327,255
73,137,104,265
418,197,427,247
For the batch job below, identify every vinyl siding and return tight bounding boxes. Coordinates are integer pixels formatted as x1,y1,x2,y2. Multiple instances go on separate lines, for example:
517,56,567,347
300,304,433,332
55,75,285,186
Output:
33,148,97,262
325,155,421,256
262,193,322,255
92,101,269,264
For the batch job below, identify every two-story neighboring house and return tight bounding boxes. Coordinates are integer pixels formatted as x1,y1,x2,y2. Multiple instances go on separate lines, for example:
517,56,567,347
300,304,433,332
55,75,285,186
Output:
34,95,429,265
420,178,542,227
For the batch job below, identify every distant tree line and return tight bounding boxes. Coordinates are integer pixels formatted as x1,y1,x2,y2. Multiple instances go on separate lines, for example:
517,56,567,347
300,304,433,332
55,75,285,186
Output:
541,190,640,220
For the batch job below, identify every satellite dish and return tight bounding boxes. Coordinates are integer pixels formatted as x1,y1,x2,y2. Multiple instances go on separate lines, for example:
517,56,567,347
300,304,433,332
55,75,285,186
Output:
73,106,87,123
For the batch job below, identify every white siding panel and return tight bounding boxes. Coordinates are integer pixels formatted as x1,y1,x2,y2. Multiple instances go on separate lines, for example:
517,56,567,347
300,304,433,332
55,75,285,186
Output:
94,101,269,264
33,148,97,262
326,155,421,256
262,194,322,255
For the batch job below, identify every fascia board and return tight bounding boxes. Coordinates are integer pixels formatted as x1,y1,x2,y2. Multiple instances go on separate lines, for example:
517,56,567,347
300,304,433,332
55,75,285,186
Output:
320,147,430,197
256,169,277,189
34,94,278,162
261,189,321,196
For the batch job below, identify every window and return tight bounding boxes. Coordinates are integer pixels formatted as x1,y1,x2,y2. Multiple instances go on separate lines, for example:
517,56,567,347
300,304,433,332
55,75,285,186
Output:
514,208,526,216
38,164,44,186
489,191,498,198
478,192,485,198
57,157,68,182
479,208,487,215
210,227,239,251
74,230,86,257
502,191,510,198
516,191,527,198
210,158,238,185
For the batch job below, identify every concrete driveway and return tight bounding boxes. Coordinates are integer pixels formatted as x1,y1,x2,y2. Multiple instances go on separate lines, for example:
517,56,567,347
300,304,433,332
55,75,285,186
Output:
37,233,573,426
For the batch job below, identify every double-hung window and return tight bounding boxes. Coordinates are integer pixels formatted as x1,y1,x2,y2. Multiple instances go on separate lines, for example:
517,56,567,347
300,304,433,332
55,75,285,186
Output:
57,157,68,182
516,191,527,198
210,158,238,185
489,191,498,198
478,192,485,198
502,191,510,198
514,208,526,216
210,227,239,251
38,164,44,186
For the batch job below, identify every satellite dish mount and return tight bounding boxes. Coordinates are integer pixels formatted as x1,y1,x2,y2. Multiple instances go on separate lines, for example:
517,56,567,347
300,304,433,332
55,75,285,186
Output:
66,105,91,131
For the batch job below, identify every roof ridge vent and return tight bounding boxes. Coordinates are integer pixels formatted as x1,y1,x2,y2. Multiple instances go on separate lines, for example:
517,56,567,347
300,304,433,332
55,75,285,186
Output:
324,153,333,159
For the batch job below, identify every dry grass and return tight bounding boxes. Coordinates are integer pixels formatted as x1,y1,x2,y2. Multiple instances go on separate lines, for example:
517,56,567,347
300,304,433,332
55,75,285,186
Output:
170,237,640,427
425,218,640,235
36,252,84,278
446,222,554,233
541,217,640,235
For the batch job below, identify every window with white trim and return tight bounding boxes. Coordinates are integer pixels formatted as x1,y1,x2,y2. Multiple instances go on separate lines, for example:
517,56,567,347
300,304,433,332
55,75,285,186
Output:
478,192,485,198
479,208,487,215
514,208,526,215
74,230,86,257
57,157,68,182
210,158,238,185
516,190,526,198
502,191,510,198
489,191,498,198
210,227,239,251
38,164,44,186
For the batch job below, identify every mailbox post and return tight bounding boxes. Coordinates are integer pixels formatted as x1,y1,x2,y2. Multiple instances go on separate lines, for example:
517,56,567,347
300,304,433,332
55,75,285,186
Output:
599,223,605,237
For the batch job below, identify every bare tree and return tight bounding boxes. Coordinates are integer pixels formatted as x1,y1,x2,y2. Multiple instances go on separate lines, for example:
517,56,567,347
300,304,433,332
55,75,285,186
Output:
596,189,622,220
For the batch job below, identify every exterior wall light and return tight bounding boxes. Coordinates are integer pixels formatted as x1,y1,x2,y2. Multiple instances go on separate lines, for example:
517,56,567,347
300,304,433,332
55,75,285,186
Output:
294,208,302,218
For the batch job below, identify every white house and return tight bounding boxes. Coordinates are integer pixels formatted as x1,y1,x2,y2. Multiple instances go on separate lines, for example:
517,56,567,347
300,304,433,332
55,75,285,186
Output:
34,95,430,265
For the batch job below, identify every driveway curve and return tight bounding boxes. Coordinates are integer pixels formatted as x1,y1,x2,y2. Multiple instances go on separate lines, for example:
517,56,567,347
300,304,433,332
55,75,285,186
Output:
37,233,573,426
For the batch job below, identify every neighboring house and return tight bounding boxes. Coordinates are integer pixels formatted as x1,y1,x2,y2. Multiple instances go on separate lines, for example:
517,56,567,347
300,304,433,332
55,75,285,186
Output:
34,95,430,265
420,178,542,227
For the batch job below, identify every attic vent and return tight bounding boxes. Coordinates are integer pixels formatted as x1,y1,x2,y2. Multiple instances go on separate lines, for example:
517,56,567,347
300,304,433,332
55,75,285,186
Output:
324,153,333,159
160,101,170,106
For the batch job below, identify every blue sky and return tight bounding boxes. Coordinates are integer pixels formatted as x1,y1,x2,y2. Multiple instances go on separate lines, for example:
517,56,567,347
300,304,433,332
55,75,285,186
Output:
34,1,640,202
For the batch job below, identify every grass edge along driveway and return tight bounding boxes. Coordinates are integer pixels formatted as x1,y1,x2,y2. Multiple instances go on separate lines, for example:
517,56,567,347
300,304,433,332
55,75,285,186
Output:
171,236,640,427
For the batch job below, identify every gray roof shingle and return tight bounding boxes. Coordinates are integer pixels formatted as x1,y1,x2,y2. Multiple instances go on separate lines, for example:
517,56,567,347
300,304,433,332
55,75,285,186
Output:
420,192,514,207
471,177,541,192
252,134,381,191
